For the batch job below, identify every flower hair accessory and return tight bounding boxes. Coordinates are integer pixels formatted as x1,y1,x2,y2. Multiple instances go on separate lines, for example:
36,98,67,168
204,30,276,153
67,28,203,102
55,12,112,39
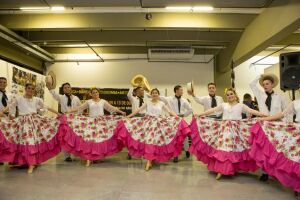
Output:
224,88,229,95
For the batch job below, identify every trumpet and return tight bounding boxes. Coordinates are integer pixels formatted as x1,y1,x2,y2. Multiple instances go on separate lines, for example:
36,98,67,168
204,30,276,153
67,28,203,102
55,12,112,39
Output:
131,74,151,92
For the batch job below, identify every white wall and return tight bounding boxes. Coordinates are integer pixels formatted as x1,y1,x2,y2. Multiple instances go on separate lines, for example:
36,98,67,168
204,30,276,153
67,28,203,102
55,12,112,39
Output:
234,56,270,101
47,59,214,116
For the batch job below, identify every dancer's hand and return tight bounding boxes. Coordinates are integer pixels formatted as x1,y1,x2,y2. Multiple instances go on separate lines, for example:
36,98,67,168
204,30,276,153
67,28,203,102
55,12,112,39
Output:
187,90,194,96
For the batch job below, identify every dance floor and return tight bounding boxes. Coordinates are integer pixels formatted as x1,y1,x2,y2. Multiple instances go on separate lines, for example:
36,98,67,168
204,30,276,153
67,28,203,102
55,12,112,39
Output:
0,151,295,200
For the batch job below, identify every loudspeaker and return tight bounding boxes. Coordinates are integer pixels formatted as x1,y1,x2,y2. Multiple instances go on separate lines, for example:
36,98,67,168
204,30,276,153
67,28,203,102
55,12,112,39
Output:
280,51,300,90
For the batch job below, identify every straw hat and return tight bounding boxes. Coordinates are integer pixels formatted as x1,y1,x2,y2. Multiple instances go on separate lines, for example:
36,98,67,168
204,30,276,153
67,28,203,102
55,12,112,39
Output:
259,73,279,87
131,74,151,92
45,71,56,90
187,81,194,93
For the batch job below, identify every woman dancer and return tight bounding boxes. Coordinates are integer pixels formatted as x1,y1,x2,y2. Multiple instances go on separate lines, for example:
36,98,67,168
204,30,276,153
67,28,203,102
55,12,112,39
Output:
65,88,126,167
0,83,60,174
121,88,187,171
252,86,300,199
190,88,267,180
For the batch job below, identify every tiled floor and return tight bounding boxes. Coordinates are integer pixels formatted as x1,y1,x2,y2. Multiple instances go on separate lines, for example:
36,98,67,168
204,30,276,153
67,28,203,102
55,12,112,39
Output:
0,152,296,200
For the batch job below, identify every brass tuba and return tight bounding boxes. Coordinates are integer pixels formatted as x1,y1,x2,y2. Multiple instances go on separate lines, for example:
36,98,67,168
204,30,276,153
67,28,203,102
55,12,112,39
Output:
131,74,151,92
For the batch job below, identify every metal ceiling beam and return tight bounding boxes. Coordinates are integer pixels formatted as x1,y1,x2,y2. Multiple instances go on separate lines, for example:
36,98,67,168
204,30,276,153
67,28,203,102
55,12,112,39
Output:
18,30,241,46
0,24,54,62
0,13,256,30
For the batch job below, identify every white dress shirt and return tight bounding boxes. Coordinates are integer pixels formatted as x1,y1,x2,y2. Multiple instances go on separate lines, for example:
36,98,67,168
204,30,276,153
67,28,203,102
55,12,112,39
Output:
79,99,118,118
49,89,81,113
193,95,224,117
12,96,47,116
250,75,288,115
212,103,253,120
127,87,149,113
283,99,300,123
0,90,16,115
139,101,170,117
159,96,193,117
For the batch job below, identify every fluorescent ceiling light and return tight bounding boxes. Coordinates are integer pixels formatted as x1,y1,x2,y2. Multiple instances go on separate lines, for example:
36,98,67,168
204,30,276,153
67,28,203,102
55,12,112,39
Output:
20,6,65,11
193,6,214,11
165,7,192,11
165,6,213,12
20,7,49,11
51,6,65,11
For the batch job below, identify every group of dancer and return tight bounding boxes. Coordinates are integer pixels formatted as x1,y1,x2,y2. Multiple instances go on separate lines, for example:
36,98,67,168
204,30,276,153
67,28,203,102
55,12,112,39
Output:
0,73,299,199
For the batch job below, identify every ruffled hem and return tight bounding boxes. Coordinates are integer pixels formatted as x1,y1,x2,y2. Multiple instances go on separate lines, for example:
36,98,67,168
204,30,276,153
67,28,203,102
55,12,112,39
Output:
116,119,190,162
189,117,258,175
249,122,300,192
58,115,124,160
0,130,61,165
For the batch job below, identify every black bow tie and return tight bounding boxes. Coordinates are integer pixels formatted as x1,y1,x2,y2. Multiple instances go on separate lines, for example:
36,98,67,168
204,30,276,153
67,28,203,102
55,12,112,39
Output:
65,94,72,107
210,95,217,108
175,96,181,113
265,91,274,111
1,90,8,107
138,96,144,107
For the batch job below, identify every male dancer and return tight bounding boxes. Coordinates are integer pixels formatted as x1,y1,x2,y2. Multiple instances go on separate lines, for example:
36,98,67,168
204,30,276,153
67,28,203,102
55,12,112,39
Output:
160,85,193,163
188,83,223,119
250,74,289,181
47,82,81,162
127,86,150,159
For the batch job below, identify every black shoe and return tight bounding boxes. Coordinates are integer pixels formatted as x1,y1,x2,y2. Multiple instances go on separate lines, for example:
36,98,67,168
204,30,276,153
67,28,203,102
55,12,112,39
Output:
185,151,190,159
127,154,132,160
259,174,269,182
64,157,72,162
0,162,3,165
295,192,300,199
173,157,179,163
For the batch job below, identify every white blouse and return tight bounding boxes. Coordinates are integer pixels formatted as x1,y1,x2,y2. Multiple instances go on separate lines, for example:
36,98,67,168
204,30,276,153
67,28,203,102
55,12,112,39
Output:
12,96,47,116
212,103,252,120
283,99,300,123
139,100,170,117
80,99,117,118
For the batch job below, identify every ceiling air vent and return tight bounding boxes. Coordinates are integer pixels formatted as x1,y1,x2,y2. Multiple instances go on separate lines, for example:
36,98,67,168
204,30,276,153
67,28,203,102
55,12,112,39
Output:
148,48,194,60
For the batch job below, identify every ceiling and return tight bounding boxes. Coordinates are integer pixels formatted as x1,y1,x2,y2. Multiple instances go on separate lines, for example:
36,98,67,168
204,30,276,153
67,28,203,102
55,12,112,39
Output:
0,0,273,9
0,0,299,69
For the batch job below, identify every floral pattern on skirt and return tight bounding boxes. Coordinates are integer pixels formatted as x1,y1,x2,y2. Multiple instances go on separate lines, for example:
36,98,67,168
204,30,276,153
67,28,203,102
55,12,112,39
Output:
196,117,256,152
66,114,123,142
123,115,182,146
0,114,60,145
261,121,300,162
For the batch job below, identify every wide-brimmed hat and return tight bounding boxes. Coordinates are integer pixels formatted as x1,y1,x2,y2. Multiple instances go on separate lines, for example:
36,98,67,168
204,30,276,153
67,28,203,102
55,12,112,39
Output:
45,71,56,90
259,73,279,87
187,81,194,93
131,74,151,92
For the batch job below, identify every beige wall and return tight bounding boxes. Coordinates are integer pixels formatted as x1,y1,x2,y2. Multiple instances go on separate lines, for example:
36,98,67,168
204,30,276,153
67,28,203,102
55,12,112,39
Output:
47,60,214,118
234,57,265,100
